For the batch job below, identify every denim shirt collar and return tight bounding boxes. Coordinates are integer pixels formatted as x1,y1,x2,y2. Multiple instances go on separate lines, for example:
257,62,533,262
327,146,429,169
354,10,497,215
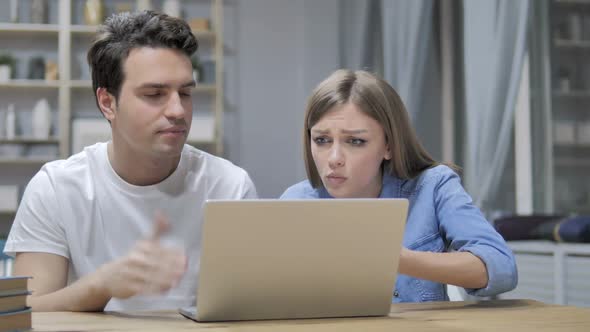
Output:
317,172,402,199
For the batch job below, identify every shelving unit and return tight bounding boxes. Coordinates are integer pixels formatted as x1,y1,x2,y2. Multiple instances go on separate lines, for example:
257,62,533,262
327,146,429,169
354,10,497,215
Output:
0,0,225,163
533,0,590,214
501,241,590,307
0,1,225,239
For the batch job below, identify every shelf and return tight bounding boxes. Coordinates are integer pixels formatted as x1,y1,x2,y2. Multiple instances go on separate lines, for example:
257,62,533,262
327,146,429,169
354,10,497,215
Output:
69,80,92,88
70,25,216,40
194,84,216,93
0,158,54,165
0,80,60,89
553,90,590,98
555,157,590,167
554,39,590,49
0,23,59,34
69,80,215,92
192,30,216,41
0,138,59,144
70,25,99,34
554,143,590,148
509,241,590,255
554,0,590,5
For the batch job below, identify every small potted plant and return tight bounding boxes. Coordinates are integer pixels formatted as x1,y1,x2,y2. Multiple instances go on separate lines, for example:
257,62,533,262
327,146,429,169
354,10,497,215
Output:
0,53,16,82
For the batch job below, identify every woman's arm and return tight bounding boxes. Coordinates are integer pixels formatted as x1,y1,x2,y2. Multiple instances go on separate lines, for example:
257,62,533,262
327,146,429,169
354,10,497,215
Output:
429,167,517,296
399,248,488,289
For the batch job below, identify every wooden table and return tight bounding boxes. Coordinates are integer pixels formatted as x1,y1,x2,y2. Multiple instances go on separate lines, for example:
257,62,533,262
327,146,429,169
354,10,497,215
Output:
33,299,590,332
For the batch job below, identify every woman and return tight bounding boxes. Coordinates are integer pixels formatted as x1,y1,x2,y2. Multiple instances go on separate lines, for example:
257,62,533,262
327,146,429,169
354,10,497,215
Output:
281,69,517,302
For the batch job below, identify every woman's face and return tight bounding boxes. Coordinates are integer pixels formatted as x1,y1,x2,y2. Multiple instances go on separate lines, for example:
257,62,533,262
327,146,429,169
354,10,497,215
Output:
310,102,391,198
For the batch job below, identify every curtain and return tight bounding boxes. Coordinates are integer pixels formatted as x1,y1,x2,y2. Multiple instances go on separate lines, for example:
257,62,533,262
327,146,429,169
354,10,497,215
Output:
462,0,530,210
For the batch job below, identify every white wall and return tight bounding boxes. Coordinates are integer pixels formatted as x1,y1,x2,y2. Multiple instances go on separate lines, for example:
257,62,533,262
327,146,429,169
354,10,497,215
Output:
228,0,340,198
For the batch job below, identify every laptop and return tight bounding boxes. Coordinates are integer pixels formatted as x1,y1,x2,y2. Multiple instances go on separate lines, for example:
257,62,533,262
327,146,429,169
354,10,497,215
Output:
180,199,408,322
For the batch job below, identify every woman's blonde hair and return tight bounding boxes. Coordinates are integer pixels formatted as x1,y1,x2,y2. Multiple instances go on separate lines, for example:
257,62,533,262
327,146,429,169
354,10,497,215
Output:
303,69,440,188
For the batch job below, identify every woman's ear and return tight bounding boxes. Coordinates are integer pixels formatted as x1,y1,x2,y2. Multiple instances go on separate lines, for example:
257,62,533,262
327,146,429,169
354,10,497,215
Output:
96,87,116,122
384,144,392,161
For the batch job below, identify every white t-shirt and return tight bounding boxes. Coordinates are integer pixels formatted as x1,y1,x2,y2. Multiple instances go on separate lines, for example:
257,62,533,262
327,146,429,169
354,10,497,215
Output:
4,142,257,310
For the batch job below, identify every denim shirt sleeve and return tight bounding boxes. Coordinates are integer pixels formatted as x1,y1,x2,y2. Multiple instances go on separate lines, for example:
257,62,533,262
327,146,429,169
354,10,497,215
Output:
433,168,518,297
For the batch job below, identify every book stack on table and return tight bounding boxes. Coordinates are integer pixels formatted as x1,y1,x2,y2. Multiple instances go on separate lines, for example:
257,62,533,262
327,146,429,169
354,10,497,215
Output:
0,276,31,332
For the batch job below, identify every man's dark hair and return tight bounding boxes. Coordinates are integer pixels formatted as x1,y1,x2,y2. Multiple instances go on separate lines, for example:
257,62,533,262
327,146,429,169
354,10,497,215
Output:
87,10,198,110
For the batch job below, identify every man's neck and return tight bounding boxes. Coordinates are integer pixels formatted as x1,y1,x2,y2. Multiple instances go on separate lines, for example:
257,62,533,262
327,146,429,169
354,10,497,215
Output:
107,141,181,186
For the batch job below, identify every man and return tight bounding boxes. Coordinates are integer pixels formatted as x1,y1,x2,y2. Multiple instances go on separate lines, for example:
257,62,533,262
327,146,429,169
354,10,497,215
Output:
3,11,257,311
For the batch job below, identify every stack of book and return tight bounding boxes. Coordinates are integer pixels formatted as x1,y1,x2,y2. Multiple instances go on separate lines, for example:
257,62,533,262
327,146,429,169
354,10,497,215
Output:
0,276,31,332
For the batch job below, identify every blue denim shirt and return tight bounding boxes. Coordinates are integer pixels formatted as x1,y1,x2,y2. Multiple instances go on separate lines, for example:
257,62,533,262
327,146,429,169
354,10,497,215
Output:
280,165,517,302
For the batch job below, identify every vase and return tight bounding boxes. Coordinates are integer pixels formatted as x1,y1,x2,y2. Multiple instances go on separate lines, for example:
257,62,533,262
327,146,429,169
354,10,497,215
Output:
32,98,52,139
0,65,11,82
136,0,153,11
84,0,105,26
5,104,16,140
28,57,45,80
10,0,18,23
162,0,181,18
31,0,48,24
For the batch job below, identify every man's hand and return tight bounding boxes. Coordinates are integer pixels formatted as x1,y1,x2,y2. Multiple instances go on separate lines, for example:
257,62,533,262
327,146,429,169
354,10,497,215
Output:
95,212,187,299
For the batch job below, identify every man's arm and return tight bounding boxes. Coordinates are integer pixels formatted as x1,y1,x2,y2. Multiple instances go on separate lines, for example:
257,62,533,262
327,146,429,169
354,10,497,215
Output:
14,252,111,311
13,214,187,312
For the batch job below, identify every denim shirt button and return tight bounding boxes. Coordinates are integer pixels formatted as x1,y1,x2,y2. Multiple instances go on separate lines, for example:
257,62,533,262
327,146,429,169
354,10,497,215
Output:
393,290,399,297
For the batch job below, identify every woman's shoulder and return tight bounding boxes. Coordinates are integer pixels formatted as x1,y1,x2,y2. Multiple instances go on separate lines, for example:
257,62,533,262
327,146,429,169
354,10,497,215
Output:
420,164,460,181
399,164,460,195
280,180,321,199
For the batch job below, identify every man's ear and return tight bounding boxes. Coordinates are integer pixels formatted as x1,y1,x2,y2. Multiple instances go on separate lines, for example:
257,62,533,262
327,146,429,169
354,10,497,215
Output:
97,87,117,122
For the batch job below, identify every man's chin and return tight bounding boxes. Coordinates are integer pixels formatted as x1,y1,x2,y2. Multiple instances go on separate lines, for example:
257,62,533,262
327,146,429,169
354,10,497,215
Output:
153,142,185,157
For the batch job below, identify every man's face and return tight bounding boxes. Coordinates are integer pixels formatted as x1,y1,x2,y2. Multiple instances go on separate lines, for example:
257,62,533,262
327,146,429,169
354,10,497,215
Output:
110,47,195,159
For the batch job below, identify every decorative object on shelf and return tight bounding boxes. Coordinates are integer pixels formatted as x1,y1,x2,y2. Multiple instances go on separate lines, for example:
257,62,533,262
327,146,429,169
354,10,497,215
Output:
5,104,16,140
557,67,571,92
189,18,210,31
553,18,569,40
31,99,52,139
583,14,590,41
162,0,182,18
554,121,576,145
31,0,48,24
136,0,153,11
27,57,45,80
10,0,19,23
569,13,582,41
0,54,16,82
115,2,133,14
191,56,203,83
0,108,4,138
577,122,590,145
84,0,105,26
45,60,58,81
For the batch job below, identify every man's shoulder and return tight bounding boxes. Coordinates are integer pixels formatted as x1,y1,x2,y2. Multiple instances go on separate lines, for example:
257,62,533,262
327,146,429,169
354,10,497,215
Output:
280,180,319,199
40,142,105,179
